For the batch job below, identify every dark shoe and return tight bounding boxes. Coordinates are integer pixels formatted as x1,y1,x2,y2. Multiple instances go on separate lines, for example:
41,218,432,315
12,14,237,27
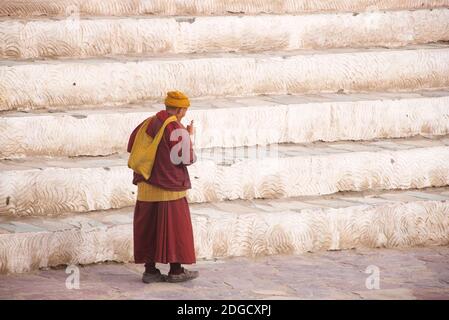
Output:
167,268,199,283
142,269,166,283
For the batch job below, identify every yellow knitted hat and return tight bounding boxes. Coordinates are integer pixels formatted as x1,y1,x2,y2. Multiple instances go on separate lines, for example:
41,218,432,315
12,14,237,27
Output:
164,90,190,108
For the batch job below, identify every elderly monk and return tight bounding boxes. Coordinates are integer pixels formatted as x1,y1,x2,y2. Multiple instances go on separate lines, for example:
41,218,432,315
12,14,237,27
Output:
127,91,198,283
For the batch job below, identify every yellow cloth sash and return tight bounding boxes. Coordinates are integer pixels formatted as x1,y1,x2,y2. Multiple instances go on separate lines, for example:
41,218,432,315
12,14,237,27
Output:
128,115,177,180
137,182,186,202
128,115,186,202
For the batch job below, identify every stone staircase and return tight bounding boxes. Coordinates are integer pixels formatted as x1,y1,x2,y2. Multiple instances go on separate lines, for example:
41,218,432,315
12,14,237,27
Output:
1,0,449,273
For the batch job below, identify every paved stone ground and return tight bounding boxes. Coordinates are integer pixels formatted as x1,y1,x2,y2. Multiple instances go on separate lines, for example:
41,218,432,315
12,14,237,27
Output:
0,247,448,300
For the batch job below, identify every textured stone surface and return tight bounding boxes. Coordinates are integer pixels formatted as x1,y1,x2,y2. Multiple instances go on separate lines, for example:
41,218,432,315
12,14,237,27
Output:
2,9,449,59
1,91,449,158
1,45,449,110
1,0,448,17
0,246,448,299
1,0,449,287
0,186,448,273
1,136,449,216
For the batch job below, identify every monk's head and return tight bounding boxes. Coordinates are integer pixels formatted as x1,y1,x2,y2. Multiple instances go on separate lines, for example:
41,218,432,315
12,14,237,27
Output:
164,91,190,121
165,105,188,120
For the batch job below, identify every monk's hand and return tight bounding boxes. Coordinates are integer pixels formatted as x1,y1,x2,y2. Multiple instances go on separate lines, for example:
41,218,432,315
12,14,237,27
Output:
186,120,194,136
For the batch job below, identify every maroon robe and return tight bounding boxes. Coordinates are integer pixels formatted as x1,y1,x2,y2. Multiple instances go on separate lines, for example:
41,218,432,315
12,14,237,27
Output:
127,110,196,264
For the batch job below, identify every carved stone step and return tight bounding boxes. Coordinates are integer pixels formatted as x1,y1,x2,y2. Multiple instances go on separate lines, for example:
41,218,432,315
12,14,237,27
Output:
1,186,448,273
1,0,448,17
1,134,449,216
2,44,449,111
2,90,449,158
1,9,448,59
